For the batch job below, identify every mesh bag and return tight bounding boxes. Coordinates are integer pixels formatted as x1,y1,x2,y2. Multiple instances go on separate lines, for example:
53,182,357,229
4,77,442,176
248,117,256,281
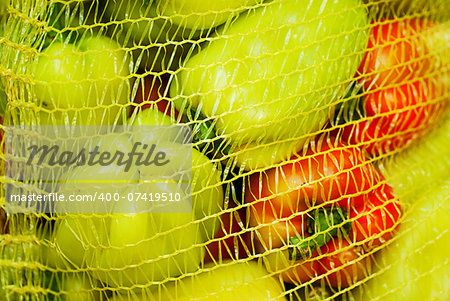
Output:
0,0,449,300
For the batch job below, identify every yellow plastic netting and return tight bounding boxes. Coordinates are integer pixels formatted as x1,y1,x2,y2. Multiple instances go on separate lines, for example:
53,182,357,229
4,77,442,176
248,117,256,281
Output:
0,0,449,300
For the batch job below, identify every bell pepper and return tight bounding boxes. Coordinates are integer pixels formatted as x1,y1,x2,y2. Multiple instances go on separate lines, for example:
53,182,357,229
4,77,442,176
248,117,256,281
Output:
245,139,402,287
366,0,450,20
41,270,100,301
357,19,437,90
351,183,449,301
38,226,72,271
338,20,448,157
104,0,258,43
377,114,450,203
103,1,261,71
316,183,401,288
54,109,224,288
32,35,131,126
0,216,39,300
204,205,250,263
129,75,179,120
170,0,368,170
33,221,101,300
104,0,179,45
334,116,450,297
341,79,445,156
103,0,193,71
157,0,262,30
349,185,402,249
110,261,286,301
318,237,371,289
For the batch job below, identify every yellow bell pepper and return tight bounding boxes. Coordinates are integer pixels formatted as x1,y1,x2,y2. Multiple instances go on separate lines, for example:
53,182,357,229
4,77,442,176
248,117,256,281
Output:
111,261,286,301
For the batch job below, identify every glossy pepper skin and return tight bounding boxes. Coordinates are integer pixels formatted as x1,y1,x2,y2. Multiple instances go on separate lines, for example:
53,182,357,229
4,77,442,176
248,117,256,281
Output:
170,0,368,170
54,110,224,287
105,0,260,43
103,1,260,72
357,19,434,89
103,0,190,71
110,261,286,301
245,139,401,286
349,184,402,248
352,117,450,300
204,206,251,263
318,237,370,289
353,183,449,301
129,75,179,120
32,35,130,126
377,114,450,203
316,186,401,288
158,0,262,31
339,19,448,157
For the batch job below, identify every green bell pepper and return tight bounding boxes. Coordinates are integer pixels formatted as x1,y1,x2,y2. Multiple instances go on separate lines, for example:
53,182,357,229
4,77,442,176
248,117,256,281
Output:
158,0,262,30
103,0,260,71
110,261,286,301
57,273,99,301
32,35,131,126
170,0,368,170
41,270,100,301
105,0,260,43
377,115,450,204
0,216,40,300
54,110,223,288
346,116,450,300
103,0,190,71
351,183,449,301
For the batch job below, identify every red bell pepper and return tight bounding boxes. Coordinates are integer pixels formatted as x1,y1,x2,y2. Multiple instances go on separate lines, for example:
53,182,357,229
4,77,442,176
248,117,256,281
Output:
245,138,402,287
204,206,251,263
340,19,446,157
129,75,179,119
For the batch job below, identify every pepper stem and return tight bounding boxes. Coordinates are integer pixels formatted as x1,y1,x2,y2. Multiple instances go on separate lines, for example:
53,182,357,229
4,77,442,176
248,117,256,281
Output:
288,207,350,261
